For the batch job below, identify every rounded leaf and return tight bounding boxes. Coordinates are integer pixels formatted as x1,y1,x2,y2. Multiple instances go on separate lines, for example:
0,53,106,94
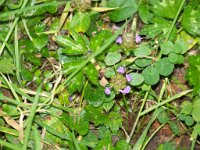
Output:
142,65,160,85
105,52,121,66
168,52,178,64
161,41,174,55
135,58,152,68
134,44,151,57
129,73,144,86
155,57,174,76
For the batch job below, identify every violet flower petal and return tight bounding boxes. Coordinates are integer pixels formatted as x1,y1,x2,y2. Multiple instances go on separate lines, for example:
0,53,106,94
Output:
105,87,111,95
126,74,132,82
135,34,142,43
116,36,123,44
119,86,131,94
117,67,125,74
68,96,73,102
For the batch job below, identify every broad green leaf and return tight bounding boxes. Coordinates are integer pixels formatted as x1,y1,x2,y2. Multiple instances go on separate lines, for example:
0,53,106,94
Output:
84,85,105,107
182,2,200,36
84,63,98,85
0,58,15,74
173,39,187,54
105,52,121,66
105,67,115,78
33,34,48,50
95,136,114,150
180,101,193,115
192,98,200,122
85,105,106,126
160,41,173,55
116,140,131,150
135,58,152,68
134,44,151,57
107,0,138,22
140,17,177,40
138,4,153,24
105,112,122,132
80,131,98,148
168,121,180,135
157,111,169,124
63,59,84,75
70,12,91,33
155,57,174,76
60,110,89,136
185,116,194,126
150,0,182,19
168,52,178,64
129,73,144,86
67,71,84,93
102,101,115,112
142,65,160,85
21,67,33,81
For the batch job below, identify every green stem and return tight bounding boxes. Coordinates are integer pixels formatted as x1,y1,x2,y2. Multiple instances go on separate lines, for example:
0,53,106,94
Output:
126,86,151,143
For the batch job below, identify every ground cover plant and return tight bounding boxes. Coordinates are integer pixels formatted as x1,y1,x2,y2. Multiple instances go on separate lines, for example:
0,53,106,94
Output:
0,0,200,149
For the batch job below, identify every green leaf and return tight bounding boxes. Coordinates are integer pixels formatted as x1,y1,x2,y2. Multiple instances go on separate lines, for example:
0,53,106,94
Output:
140,17,177,40
107,0,138,22
85,105,106,126
186,55,200,95
173,39,187,54
150,0,182,19
155,57,174,76
168,121,180,135
105,67,115,78
157,142,176,150
67,71,85,93
135,58,152,68
102,100,115,112
168,52,179,64
160,41,174,55
95,136,114,150
182,2,200,36
134,44,151,57
63,59,84,75
60,111,89,136
21,67,33,81
0,58,15,74
157,111,169,124
105,112,122,132
116,140,131,150
185,116,194,126
192,98,200,122
142,65,160,85
84,63,98,85
84,85,105,107
138,4,153,24
180,101,193,115
105,52,121,66
70,12,91,33
80,131,98,148
33,34,48,50
129,73,144,86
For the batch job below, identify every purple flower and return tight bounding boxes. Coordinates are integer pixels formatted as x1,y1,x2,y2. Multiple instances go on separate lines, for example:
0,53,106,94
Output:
116,36,123,44
105,87,111,95
117,67,125,74
119,86,131,94
126,74,132,82
68,96,73,102
135,34,142,43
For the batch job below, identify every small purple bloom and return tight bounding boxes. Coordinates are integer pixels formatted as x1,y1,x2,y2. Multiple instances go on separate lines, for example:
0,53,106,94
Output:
116,36,123,44
119,86,131,94
135,34,142,43
126,74,132,82
105,87,111,95
68,96,73,102
117,67,125,74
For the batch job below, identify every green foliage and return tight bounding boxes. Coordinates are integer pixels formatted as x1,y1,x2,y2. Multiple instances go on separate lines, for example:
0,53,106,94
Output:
105,52,121,66
186,55,200,95
134,43,151,57
0,58,15,74
142,65,160,85
129,73,144,86
107,0,138,22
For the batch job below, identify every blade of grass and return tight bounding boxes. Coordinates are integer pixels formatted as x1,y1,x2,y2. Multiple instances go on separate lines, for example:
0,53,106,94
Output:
0,126,19,136
72,131,81,150
0,0,29,55
14,24,22,85
55,19,131,94
23,85,42,150
133,108,163,150
0,1,66,18
140,89,192,116
33,126,42,150
0,94,30,109
0,139,22,150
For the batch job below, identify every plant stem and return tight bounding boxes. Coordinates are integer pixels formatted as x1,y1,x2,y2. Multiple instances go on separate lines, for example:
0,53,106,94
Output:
126,86,150,143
